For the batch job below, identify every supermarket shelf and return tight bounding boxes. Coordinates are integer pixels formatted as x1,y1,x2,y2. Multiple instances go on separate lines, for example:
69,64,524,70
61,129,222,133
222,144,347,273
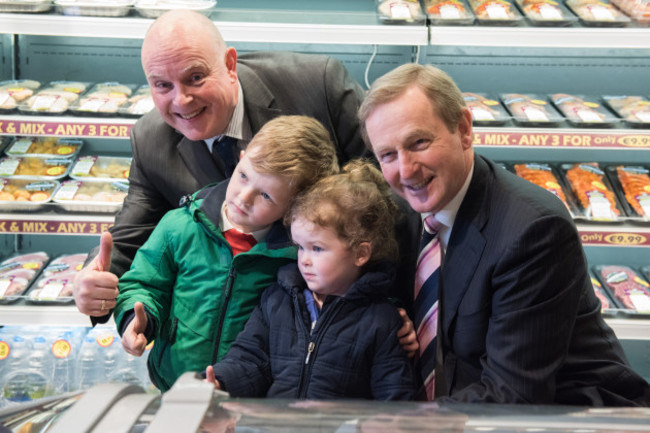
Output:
430,25,650,49
0,304,113,327
605,317,650,340
0,114,136,139
0,13,429,45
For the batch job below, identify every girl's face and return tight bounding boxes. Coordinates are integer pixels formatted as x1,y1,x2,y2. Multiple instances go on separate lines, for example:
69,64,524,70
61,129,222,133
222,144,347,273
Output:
291,216,370,302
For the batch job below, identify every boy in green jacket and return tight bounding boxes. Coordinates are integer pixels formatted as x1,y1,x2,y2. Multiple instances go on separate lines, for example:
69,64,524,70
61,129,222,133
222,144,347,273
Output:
113,115,340,391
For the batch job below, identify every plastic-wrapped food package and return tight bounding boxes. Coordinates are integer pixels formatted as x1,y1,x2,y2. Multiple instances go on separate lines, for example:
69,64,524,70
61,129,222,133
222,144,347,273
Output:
425,0,476,24
512,162,576,215
27,253,88,304
515,0,579,25
603,95,650,128
468,0,524,24
0,0,51,13
550,93,620,127
70,156,131,182
118,85,154,117
0,178,59,211
0,252,49,303
0,157,72,180
595,265,650,315
589,273,616,313
18,81,89,115
5,136,83,160
463,93,510,125
54,0,134,16
610,0,650,25
605,165,650,220
560,162,624,221
0,80,41,113
68,82,137,116
134,0,215,18
565,0,632,25
53,179,128,213
377,0,427,23
501,93,564,126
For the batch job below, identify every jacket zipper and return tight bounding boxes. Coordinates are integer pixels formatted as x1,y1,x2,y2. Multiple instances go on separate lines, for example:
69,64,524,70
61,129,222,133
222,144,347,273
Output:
211,266,236,364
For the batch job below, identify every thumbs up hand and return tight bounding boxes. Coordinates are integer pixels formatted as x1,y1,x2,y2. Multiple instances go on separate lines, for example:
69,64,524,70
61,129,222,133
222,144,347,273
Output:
73,232,119,316
122,302,149,356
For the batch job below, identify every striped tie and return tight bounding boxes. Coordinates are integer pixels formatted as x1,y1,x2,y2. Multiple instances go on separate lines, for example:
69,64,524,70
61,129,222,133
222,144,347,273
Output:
414,214,443,400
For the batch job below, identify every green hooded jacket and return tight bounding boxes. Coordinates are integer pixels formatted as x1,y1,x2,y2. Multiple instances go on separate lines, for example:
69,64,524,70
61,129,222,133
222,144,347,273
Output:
114,181,297,391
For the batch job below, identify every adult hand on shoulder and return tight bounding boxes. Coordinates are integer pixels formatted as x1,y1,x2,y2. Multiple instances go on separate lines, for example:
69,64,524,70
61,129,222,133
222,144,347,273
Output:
397,308,419,358
73,231,119,316
205,365,223,390
122,302,148,356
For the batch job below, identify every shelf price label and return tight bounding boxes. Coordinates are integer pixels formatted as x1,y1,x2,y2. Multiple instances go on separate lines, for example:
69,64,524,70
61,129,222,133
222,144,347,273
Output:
580,230,650,246
0,119,132,138
0,219,113,235
473,130,650,149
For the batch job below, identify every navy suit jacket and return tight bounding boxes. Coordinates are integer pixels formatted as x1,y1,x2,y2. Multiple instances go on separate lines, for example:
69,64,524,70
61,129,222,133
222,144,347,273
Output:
397,155,650,406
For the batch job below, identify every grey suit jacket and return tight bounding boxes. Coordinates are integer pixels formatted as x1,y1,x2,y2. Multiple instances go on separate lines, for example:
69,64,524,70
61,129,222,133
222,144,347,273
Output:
101,51,365,282
400,155,650,406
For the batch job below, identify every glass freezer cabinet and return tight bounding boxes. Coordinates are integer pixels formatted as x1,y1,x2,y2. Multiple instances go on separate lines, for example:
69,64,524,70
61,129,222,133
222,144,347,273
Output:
1,373,649,433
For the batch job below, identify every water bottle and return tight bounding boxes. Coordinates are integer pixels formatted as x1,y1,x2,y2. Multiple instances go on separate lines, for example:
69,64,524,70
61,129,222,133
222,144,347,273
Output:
51,331,74,394
24,336,53,400
76,335,100,390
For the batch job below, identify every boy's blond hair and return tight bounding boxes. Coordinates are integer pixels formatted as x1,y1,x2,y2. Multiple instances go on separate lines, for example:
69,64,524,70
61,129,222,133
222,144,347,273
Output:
287,159,399,265
246,115,339,194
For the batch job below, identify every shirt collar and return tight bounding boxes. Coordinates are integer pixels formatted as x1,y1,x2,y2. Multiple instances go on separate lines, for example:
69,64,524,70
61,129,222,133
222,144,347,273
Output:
421,160,475,232
220,201,269,242
204,81,251,148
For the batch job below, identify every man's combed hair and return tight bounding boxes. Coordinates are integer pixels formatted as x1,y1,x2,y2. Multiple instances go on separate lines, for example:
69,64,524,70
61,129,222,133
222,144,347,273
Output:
247,115,339,193
287,159,399,265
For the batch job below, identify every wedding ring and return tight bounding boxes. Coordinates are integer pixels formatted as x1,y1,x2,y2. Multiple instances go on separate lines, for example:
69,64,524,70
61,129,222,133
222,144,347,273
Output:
101,299,106,312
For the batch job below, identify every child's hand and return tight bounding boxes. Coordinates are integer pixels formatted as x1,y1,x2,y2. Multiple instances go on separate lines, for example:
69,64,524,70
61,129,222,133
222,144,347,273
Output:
121,302,148,356
397,308,419,358
205,365,222,390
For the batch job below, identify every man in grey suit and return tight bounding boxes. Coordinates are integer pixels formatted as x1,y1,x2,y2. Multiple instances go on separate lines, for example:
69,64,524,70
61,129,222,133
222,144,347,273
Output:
359,63,650,405
73,10,367,323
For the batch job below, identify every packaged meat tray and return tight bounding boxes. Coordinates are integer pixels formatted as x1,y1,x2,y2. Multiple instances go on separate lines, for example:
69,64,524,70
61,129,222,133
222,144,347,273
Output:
565,0,632,26
118,85,154,117
515,0,579,25
0,178,59,212
4,136,83,160
52,179,128,213
0,156,72,180
550,93,620,128
511,162,577,215
0,0,52,12
560,162,625,221
26,253,88,304
605,164,650,221
468,0,524,24
17,81,89,115
70,155,131,182
594,265,650,315
463,92,510,125
425,0,476,24
589,273,617,314
610,0,650,25
377,0,427,23
68,82,137,116
501,93,564,127
602,95,650,128
54,0,134,16
0,252,49,304
0,80,41,113
134,0,216,18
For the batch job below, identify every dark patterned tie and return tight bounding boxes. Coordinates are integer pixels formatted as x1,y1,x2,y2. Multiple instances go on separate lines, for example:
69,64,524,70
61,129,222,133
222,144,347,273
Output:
212,136,238,178
414,214,443,400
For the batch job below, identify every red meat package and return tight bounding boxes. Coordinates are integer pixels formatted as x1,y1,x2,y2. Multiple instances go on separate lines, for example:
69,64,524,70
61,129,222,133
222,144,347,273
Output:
594,265,650,314
27,253,88,303
0,252,49,302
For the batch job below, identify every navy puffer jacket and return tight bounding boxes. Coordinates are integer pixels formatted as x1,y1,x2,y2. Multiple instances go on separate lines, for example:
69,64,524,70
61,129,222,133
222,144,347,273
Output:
211,262,418,400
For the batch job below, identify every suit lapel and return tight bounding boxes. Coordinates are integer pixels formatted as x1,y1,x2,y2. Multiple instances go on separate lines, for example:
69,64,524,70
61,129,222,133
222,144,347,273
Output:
238,63,282,134
177,136,227,185
440,156,491,337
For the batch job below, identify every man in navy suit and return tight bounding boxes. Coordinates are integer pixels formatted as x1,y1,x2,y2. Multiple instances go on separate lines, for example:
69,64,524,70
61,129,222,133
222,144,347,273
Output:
73,10,367,323
359,63,650,406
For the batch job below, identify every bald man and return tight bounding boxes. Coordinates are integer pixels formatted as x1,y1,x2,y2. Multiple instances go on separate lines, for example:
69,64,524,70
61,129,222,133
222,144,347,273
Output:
74,10,366,323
